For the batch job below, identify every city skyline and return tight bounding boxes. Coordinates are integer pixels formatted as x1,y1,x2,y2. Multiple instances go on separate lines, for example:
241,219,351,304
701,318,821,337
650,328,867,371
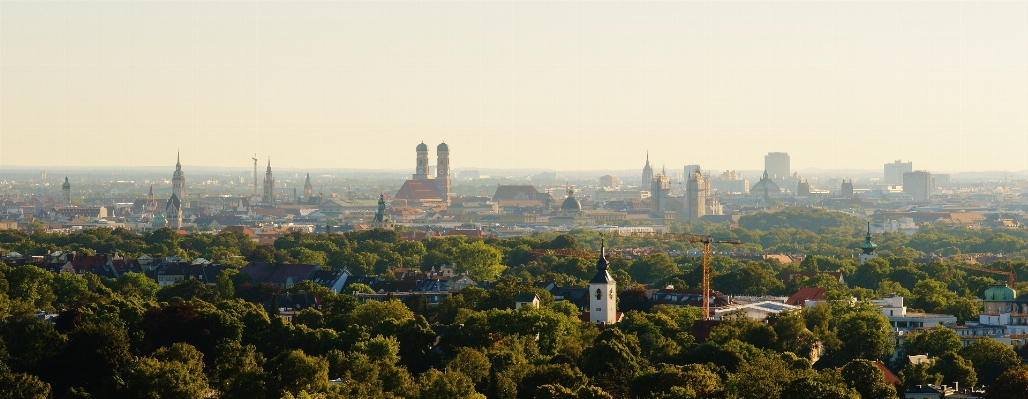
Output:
3,2,1028,172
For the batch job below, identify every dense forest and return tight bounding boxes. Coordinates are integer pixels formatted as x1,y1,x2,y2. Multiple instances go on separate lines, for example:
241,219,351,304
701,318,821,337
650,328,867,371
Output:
1,208,1028,398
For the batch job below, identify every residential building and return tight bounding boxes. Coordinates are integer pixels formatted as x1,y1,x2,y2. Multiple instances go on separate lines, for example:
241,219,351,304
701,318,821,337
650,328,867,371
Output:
599,175,619,189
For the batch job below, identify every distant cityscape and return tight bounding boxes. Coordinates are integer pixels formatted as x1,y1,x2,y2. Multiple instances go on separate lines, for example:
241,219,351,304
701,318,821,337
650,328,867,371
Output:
1,143,1023,237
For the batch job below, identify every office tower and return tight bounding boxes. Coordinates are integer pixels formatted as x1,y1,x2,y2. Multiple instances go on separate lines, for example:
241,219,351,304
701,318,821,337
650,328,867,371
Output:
884,160,912,185
765,152,790,180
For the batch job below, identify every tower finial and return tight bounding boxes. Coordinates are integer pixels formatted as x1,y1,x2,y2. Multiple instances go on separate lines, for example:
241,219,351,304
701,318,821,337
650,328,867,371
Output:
176,150,180,167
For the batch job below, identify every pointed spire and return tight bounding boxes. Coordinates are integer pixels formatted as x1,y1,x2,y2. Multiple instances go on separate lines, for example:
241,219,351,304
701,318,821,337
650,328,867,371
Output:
176,150,181,168
596,235,609,271
266,157,272,173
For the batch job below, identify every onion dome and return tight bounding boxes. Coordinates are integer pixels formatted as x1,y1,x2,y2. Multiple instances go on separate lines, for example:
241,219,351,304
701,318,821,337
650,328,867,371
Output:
152,213,168,227
62,177,70,189
416,142,428,152
985,284,1016,302
437,142,449,152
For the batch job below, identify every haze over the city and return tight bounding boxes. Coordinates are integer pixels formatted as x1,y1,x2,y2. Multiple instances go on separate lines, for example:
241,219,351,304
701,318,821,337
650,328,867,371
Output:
3,1,1027,173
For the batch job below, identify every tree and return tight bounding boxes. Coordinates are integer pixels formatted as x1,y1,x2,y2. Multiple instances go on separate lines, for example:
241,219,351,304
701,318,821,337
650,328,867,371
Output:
958,338,1021,386
51,273,89,310
451,241,506,281
517,363,587,399
984,366,1028,399
49,322,133,394
910,279,957,312
7,265,55,310
211,342,266,399
417,368,485,399
779,374,858,399
929,352,977,388
0,364,50,399
110,272,160,301
113,344,209,399
629,254,679,285
903,325,962,358
840,359,897,399
269,349,329,396
835,311,893,362
900,361,942,390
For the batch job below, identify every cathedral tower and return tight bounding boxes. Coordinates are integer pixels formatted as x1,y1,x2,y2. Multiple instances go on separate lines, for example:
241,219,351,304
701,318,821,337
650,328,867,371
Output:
641,151,653,187
303,173,313,199
413,142,430,180
172,151,185,203
435,142,451,204
166,194,183,229
263,158,275,206
589,239,618,325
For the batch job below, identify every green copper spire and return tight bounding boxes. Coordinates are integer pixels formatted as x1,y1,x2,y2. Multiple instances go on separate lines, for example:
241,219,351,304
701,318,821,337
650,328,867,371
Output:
860,222,877,255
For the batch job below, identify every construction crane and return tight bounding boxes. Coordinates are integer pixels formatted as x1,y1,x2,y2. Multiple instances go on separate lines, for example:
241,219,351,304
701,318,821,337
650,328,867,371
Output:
613,232,743,319
954,263,1016,287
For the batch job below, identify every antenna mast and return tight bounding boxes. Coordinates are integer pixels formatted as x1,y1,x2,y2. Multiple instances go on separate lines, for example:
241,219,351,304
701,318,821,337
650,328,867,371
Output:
252,154,259,200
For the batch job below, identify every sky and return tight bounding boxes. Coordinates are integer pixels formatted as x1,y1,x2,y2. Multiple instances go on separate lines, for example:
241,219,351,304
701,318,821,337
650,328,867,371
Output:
2,1,1027,174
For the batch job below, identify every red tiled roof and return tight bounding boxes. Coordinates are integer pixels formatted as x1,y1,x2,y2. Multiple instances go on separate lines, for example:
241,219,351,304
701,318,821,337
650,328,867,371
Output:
222,226,258,238
786,287,827,306
395,180,444,202
492,185,540,201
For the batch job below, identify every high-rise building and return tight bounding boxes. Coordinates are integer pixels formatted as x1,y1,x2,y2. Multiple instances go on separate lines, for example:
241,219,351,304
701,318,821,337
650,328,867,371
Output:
641,152,653,187
61,176,71,205
903,171,932,201
650,173,670,217
263,159,275,206
599,175,619,189
884,160,912,185
172,151,185,203
684,167,707,221
764,152,790,180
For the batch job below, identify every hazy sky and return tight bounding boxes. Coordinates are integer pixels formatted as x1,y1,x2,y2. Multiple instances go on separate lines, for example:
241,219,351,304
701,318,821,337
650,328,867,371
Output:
2,1,1027,173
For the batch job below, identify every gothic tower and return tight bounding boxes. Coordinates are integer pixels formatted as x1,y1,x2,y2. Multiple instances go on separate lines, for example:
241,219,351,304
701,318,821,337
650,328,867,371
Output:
61,177,71,205
435,142,451,204
303,173,313,199
172,151,185,203
263,158,275,206
166,194,183,230
413,142,430,180
589,239,618,325
641,151,653,187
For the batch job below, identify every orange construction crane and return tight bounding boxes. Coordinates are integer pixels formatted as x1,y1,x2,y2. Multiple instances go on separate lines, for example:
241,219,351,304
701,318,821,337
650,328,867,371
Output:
954,263,1016,287
613,232,743,319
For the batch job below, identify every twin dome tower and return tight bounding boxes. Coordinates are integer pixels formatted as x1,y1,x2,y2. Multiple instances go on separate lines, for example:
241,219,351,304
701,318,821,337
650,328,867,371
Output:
395,142,452,205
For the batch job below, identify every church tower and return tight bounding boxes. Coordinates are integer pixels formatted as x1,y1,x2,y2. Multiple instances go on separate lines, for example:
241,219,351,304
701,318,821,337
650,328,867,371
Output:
641,151,653,187
166,194,183,230
172,151,185,203
263,158,275,206
303,173,313,200
61,177,71,205
435,142,451,204
859,222,878,264
589,239,618,325
413,142,430,180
